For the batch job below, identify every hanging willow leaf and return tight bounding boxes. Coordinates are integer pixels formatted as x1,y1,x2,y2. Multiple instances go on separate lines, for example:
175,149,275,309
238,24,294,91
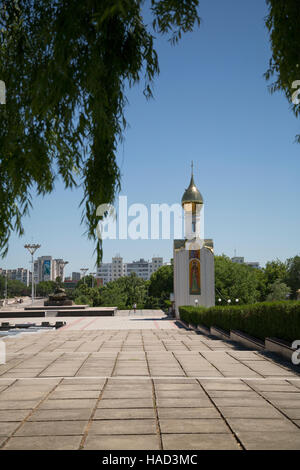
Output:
0,0,201,263
265,0,300,140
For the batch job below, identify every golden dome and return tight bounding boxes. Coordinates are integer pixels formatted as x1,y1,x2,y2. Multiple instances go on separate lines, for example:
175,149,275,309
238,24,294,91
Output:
181,174,203,207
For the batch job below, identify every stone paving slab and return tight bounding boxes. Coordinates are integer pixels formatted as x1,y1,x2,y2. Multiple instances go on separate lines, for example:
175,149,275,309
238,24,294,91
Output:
227,417,298,433
83,434,160,450
159,418,230,434
28,409,92,421
282,409,300,419
3,435,82,450
89,419,157,435
219,407,283,419
93,408,156,420
235,431,300,450
38,398,97,409
0,410,30,422
161,433,240,450
157,407,220,419
15,420,88,436
0,312,300,450
0,422,20,436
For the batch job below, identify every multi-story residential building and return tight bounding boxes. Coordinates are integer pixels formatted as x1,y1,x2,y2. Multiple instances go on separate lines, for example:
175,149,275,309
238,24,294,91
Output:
0,268,30,286
97,256,164,285
245,261,260,269
53,259,66,281
97,263,112,285
149,257,163,276
72,272,81,282
34,256,53,283
112,256,126,281
231,256,260,269
33,256,68,283
126,258,150,280
231,256,244,264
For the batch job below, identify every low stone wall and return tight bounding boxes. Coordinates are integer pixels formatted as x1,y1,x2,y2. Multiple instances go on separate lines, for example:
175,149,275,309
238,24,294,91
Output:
181,320,298,364
230,329,265,351
210,326,230,341
265,337,295,361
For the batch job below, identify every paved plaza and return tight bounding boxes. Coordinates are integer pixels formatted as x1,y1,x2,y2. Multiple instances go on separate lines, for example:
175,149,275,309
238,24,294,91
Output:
0,311,300,450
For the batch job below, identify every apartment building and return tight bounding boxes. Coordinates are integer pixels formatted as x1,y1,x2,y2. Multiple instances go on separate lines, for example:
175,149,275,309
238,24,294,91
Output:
0,268,30,286
231,256,260,269
97,256,164,285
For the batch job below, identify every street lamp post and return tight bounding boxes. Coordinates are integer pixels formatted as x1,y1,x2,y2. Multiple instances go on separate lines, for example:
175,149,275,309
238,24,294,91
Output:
80,268,89,284
90,272,96,288
4,271,8,306
24,244,41,305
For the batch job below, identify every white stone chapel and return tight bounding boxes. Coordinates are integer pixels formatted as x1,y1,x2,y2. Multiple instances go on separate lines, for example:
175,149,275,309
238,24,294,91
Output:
173,167,215,317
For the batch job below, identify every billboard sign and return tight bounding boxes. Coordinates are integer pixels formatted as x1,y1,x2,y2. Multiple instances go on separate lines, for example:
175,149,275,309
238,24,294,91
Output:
43,259,51,281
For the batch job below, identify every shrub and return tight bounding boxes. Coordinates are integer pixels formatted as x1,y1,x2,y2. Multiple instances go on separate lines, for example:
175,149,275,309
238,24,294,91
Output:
74,295,90,306
179,301,300,344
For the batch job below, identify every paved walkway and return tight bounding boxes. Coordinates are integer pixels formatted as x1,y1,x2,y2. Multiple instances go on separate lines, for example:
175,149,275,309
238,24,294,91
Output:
0,312,300,450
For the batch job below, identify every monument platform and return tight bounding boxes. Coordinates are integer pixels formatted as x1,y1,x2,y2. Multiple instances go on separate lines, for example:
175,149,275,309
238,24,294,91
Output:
24,305,89,310
0,306,117,318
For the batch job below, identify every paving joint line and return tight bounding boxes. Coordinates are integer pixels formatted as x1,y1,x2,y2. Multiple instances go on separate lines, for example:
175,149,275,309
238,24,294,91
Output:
0,378,18,395
143,337,162,451
78,345,121,449
196,378,245,450
73,352,93,377
0,377,63,449
241,378,300,432
224,350,266,379
36,351,67,378
254,351,300,377
78,378,108,450
198,351,227,378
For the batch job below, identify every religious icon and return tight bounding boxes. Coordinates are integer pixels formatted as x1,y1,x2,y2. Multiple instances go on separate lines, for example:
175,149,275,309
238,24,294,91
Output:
189,258,201,295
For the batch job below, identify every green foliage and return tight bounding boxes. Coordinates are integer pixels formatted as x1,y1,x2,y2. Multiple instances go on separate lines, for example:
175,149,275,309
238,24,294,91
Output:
179,301,300,343
144,295,160,309
265,0,300,142
74,294,90,306
215,255,262,304
266,280,291,301
264,259,287,293
72,282,101,306
285,255,300,299
99,280,128,308
148,264,173,309
0,275,30,298
55,276,63,287
99,273,148,308
71,272,149,308
0,0,200,262
36,280,56,297
76,275,95,289
148,265,173,297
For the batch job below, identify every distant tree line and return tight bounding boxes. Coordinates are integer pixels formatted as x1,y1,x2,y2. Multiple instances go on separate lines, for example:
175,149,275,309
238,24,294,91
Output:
68,266,173,310
215,255,300,305
65,255,300,309
1,255,300,308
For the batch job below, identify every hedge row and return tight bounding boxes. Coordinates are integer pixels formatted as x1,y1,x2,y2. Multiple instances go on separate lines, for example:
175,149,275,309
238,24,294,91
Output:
179,301,300,344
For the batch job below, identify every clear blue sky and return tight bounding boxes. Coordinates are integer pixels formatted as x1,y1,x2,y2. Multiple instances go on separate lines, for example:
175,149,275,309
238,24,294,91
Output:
2,0,300,277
